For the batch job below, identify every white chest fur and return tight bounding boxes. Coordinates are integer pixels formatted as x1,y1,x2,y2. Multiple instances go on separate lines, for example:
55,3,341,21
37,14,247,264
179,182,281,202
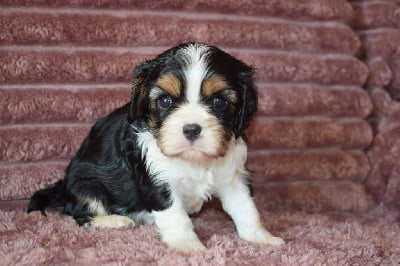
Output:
136,131,248,214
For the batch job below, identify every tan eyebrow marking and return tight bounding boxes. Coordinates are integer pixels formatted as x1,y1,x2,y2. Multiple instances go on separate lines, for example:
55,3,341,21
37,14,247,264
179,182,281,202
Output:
156,73,181,97
202,75,230,97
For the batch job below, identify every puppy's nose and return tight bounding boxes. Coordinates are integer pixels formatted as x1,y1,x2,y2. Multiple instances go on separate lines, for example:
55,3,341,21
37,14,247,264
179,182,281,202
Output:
183,123,202,141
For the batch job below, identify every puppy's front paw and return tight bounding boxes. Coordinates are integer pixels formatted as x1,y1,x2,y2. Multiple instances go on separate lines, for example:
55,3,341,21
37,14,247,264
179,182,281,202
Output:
167,238,207,252
240,228,285,246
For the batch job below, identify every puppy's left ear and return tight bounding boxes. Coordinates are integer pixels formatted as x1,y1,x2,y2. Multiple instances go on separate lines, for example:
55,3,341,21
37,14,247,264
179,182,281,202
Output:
234,69,258,138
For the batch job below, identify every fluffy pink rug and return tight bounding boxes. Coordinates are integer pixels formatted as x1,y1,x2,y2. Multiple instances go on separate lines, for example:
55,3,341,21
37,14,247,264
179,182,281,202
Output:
1,202,399,265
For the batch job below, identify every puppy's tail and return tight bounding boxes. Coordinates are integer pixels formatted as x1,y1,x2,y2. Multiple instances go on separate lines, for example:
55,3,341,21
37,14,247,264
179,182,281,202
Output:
27,180,65,215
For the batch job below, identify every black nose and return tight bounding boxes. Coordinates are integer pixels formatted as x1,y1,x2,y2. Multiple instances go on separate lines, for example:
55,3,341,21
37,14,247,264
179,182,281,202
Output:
183,123,202,141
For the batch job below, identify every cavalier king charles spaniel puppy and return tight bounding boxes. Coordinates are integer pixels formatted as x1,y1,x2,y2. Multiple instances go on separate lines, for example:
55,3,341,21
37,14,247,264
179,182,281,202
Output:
28,42,284,252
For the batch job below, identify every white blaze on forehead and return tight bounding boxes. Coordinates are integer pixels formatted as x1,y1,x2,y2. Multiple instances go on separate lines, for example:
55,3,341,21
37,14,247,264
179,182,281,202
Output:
180,43,210,104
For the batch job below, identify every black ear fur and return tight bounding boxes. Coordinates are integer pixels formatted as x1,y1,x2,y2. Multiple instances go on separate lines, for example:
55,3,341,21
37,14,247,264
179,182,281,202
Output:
128,61,152,124
234,70,258,138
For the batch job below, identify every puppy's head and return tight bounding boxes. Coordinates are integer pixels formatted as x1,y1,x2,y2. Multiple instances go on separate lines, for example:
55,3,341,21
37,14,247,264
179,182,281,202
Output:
129,42,257,163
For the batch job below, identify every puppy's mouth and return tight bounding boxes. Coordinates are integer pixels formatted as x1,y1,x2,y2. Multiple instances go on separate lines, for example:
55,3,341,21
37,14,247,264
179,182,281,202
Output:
159,138,224,162
172,151,219,165
167,146,217,160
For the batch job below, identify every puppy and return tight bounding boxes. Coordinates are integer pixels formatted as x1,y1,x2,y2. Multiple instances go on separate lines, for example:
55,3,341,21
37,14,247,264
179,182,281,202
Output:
28,42,284,252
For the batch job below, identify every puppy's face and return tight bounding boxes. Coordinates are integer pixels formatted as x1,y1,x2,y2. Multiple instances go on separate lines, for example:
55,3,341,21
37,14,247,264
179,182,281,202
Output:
129,43,257,163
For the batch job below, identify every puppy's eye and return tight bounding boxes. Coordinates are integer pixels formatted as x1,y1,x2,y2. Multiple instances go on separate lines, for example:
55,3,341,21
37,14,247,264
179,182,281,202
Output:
212,96,228,110
157,95,173,109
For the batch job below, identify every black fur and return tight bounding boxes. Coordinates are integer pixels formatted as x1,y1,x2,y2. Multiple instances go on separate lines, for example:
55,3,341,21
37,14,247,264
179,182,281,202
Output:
28,103,171,225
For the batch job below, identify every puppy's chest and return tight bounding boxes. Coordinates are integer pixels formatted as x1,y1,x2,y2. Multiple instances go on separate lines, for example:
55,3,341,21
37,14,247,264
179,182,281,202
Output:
148,150,240,212
171,166,220,213
177,167,215,196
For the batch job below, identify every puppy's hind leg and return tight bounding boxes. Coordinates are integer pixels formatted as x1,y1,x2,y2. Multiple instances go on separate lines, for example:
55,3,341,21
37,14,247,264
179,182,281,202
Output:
88,215,136,228
82,198,135,228
65,198,135,229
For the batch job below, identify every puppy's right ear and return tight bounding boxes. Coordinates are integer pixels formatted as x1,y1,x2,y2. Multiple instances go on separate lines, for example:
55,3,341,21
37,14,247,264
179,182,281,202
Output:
128,61,151,124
